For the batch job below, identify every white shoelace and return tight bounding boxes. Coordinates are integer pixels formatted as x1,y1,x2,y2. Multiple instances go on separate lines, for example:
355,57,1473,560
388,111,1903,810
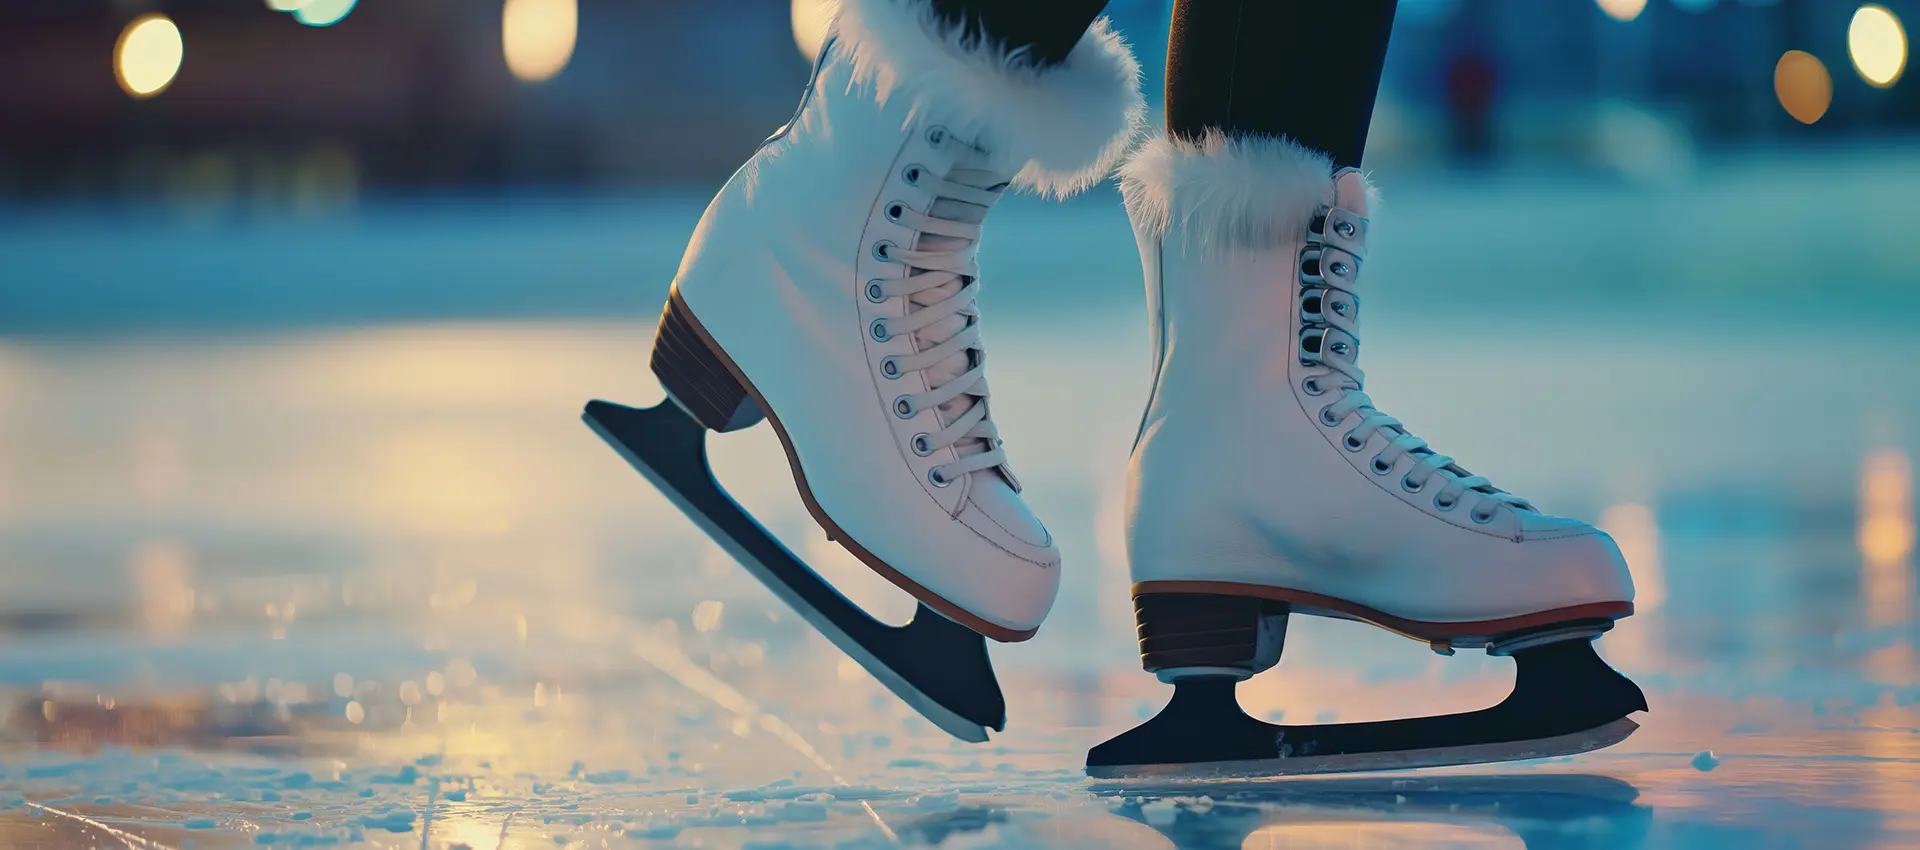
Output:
1305,218,1532,523
871,161,1010,484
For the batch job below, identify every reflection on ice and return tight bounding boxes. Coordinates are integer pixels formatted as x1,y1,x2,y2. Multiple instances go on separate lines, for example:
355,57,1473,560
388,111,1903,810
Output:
1105,774,1649,850
0,318,1914,848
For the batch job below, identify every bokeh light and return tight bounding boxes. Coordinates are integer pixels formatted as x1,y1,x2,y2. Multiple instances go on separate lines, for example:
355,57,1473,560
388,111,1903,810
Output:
114,14,183,99
263,0,310,10
294,0,356,27
1595,0,1649,22
1671,0,1720,12
791,0,835,60
503,0,579,83
1774,50,1833,124
1600,502,1665,611
1849,4,1908,88
1860,448,1915,567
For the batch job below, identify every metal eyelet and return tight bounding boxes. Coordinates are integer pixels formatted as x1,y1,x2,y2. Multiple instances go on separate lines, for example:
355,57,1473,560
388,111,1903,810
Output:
1471,507,1496,524
870,319,890,341
910,433,933,456
1401,476,1424,493
1330,261,1352,277
1302,377,1325,396
902,164,924,186
1434,494,1458,511
884,202,906,223
872,240,895,262
1320,407,1343,427
1343,433,1365,451
927,466,951,487
893,396,915,418
866,281,886,303
1335,220,1356,238
1300,328,1325,356
880,357,901,379
1329,341,1350,357
1371,457,1393,475
925,126,946,147
1331,300,1351,316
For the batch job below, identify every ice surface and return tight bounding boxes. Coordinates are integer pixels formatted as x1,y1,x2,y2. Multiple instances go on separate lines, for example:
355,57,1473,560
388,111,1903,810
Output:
0,160,1916,848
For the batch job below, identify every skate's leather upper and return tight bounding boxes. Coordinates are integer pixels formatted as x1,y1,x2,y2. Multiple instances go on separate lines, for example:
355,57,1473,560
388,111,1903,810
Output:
1125,157,1633,623
671,35,1061,634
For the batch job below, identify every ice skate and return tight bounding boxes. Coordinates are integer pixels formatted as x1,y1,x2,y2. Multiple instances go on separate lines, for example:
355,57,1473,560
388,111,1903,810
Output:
586,0,1143,742
1086,133,1647,777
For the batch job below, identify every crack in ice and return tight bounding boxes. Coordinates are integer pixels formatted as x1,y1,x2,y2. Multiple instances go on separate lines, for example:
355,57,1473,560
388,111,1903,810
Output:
27,801,176,850
629,629,900,844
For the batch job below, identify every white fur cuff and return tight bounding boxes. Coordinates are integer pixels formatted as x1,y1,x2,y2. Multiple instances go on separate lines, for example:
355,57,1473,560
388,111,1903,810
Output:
1120,131,1380,252
834,0,1145,199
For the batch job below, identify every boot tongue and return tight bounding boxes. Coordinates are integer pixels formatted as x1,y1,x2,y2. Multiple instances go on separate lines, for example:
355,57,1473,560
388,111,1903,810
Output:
909,166,1005,467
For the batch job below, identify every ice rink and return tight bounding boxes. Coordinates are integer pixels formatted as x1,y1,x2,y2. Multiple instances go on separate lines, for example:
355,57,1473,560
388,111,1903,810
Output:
1,155,1917,848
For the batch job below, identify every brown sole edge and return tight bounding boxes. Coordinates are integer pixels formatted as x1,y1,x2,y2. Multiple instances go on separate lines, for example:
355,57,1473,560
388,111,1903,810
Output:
668,287,1038,644
1133,580,1632,646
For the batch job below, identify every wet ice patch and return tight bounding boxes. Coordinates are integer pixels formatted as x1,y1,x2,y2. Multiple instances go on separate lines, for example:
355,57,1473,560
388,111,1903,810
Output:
909,790,960,812
252,831,342,846
370,765,419,784
358,807,418,832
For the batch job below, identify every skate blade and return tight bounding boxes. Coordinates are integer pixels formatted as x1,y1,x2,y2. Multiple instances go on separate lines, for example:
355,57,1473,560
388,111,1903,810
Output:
583,399,1005,743
1087,717,1639,780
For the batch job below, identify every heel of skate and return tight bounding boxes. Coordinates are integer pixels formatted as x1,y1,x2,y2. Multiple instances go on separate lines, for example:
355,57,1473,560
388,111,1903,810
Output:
1088,615,1648,778
650,291,765,433
1134,593,1289,682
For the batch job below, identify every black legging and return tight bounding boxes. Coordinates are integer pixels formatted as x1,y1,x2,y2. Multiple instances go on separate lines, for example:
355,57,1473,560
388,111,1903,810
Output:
925,0,1398,169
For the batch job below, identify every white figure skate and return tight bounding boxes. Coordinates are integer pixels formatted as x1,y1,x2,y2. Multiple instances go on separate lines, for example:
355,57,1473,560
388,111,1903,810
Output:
1087,132,1646,776
586,0,1143,741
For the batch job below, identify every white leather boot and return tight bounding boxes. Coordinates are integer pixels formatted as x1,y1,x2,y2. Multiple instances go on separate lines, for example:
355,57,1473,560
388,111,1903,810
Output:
653,0,1144,641
1119,132,1634,659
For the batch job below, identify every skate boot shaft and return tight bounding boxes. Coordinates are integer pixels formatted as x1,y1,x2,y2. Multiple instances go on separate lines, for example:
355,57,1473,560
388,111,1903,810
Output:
1120,132,1633,629
652,0,1145,638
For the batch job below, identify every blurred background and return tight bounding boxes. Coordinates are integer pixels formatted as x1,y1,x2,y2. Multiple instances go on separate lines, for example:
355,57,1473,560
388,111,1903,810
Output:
0,1,1917,848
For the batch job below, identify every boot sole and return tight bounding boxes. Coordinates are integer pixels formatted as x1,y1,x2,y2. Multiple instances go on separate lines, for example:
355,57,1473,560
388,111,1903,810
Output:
652,286,1039,643
1133,580,1632,655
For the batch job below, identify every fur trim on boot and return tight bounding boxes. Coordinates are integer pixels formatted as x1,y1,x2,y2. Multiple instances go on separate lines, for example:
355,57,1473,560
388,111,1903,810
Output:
834,0,1145,198
1120,130,1382,252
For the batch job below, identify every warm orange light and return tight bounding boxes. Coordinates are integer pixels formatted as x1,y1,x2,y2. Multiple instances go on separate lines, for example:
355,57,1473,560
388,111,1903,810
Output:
1775,50,1834,124
1859,448,1915,630
1860,449,1915,567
